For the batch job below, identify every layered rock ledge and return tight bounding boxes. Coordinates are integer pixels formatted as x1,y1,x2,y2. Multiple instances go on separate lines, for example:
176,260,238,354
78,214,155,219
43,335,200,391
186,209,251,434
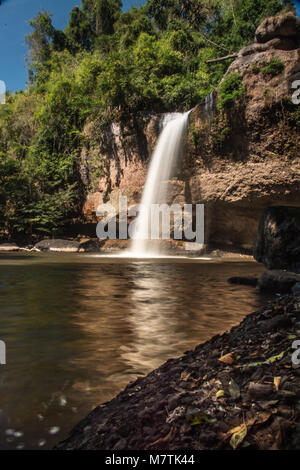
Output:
56,294,300,451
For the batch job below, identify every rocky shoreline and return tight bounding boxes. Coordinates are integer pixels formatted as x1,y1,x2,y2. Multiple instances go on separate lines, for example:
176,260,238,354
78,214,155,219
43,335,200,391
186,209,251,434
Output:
55,292,300,451
0,238,254,257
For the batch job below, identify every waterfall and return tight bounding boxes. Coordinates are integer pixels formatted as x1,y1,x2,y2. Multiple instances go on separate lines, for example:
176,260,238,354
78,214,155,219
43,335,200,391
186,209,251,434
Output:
130,111,190,255
204,90,216,125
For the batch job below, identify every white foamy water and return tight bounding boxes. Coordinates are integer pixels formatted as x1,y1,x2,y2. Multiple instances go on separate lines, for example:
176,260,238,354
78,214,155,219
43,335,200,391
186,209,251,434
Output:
131,111,190,255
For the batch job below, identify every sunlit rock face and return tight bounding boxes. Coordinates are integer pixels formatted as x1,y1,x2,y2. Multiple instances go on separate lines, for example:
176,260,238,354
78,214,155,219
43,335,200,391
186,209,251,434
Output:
78,12,300,252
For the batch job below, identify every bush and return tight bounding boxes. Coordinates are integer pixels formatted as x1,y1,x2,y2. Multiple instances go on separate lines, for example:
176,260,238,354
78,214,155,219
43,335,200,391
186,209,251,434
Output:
218,73,246,111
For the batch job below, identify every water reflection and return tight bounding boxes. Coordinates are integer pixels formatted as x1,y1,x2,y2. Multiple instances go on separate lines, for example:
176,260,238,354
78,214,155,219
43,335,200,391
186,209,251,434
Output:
0,254,268,449
121,264,188,371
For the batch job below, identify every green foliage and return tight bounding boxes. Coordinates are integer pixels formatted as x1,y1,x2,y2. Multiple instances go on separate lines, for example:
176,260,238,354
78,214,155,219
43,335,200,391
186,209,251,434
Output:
290,106,300,126
0,0,295,239
260,58,285,77
190,125,204,149
218,73,246,110
209,0,294,51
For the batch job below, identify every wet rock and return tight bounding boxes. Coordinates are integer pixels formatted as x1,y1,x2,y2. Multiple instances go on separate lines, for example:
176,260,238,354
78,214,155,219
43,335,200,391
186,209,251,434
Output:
227,276,258,287
258,314,291,332
292,283,300,297
257,270,300,294
34,239,80,253
78,238,102,252
248,382,274,400
254,207,300,272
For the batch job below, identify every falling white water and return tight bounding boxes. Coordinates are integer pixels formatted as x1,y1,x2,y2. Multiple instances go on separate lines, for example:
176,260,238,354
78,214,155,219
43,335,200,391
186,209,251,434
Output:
131,111,190,255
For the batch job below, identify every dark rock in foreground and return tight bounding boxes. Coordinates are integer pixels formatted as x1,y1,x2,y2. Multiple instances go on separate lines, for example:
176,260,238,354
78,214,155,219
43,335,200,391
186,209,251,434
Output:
254,206,300,272
56,294,300,451
257,270,300,294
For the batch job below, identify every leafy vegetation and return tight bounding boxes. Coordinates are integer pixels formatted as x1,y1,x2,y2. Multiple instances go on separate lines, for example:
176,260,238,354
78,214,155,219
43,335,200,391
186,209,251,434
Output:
260,58,285,77
218,72,246,110
0,0,295,240
252,58,285,77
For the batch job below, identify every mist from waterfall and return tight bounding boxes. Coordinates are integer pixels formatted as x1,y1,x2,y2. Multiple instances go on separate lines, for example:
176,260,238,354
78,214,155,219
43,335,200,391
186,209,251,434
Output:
130,111,190,255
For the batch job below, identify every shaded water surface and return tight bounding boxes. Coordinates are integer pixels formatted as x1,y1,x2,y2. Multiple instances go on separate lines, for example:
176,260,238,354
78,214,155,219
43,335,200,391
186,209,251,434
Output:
0,253,268,449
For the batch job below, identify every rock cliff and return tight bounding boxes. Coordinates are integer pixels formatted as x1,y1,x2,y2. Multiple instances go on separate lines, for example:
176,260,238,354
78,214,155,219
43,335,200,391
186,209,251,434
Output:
79,11,300,252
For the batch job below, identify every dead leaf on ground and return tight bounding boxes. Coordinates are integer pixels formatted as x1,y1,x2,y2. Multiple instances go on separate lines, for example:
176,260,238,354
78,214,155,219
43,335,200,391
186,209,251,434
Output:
186,411,216,426
274,377,281,391
229,379,240,399
266,351,285,364
221,411,272,441
230,424,247,450
148,427,176,449
218,353,234,365
181,371,192,382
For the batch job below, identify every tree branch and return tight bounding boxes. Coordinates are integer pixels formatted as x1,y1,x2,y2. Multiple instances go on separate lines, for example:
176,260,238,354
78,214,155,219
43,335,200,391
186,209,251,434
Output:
205,54,238,65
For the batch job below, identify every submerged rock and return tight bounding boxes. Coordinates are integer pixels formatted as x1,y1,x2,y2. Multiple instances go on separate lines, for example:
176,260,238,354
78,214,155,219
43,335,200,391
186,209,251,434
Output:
227,276,258,287
35,239,80,253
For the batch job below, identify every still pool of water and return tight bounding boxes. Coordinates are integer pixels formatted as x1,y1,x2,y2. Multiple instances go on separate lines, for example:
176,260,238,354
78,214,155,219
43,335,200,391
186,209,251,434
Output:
0,253,269,450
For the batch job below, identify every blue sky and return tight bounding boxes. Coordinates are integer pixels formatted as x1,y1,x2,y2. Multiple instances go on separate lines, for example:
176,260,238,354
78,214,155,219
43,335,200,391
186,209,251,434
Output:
0,0,300,92
0,0,142,92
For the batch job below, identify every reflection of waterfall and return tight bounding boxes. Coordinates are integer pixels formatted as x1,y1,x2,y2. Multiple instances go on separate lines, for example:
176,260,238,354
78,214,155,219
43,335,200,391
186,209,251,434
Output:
120,264,187,372
131,112,190,256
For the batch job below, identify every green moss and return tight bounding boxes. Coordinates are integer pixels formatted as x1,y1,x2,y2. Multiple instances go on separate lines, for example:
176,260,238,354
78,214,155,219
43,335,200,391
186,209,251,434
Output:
252,58,285,78
190,125,204,149
218,73,246,111
290,107,300,126
261,58,285,77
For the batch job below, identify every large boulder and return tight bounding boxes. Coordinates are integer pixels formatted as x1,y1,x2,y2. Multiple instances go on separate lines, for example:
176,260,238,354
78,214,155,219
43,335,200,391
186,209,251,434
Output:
255,11,300,45
253,207,300,272
35,239,80,253
257,270,300,294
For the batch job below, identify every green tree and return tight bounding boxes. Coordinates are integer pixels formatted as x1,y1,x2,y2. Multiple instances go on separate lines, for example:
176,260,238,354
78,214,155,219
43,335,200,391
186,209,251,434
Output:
65,6,94,53
26,11,54,64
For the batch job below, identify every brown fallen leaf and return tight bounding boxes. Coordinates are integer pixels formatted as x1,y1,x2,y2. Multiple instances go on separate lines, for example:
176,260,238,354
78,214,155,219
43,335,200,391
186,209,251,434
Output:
252,411,272,427
218,353,234,365
230,424,247,450
222,423,246,440
229,379,240,399
181,371,192,382
274,376,281,391
147,427,176,449
221,411,272,441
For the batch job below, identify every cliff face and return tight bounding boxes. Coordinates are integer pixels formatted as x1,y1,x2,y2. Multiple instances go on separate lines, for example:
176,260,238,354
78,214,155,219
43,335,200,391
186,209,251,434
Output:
79,113,160,226
79,12,300,251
